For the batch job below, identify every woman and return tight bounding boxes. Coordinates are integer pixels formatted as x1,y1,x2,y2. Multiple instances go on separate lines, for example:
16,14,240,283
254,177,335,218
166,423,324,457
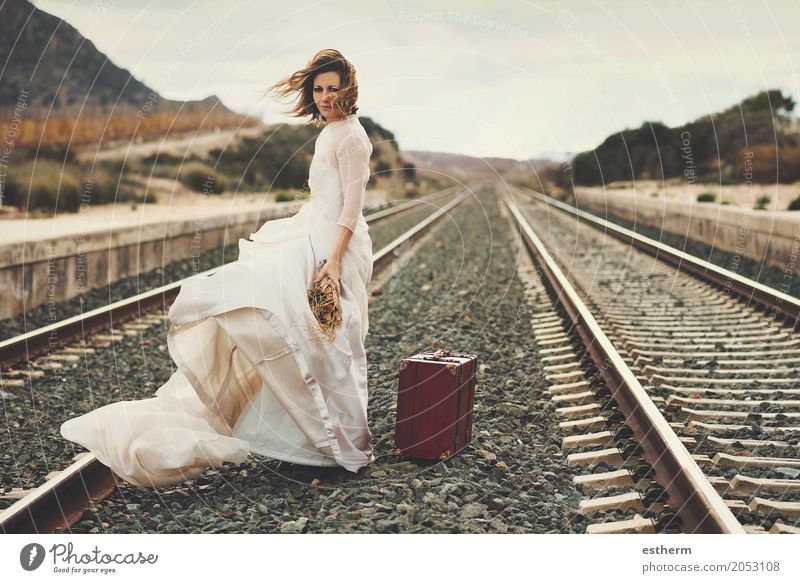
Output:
60,49,376,487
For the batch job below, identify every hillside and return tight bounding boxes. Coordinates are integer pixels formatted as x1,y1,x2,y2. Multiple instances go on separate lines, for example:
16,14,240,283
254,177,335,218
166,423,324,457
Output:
202,116,405,194
570,90,799,185
0,0,235,114
0,0,255,154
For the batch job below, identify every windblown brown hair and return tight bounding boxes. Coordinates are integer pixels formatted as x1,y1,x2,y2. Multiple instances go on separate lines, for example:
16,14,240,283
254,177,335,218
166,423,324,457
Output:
264,49,359,128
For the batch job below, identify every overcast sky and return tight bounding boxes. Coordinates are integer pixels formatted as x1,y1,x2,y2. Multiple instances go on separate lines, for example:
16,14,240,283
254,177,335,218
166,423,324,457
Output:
30,0,800,160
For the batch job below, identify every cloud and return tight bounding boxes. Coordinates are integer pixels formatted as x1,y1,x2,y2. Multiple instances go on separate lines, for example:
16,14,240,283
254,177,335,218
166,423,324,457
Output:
30,0,800,159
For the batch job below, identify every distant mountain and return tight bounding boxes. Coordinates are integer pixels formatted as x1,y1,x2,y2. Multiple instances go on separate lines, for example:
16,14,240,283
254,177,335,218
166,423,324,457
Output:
403,151,516,178
0,0,238,116
402,150,564,181
534,151,574,164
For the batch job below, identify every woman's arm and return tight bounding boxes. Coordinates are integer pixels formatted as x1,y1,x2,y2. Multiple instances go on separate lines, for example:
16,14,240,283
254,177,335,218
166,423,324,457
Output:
330,225,354,265
312,225,353,295
334,133,372,232
312,133,372,294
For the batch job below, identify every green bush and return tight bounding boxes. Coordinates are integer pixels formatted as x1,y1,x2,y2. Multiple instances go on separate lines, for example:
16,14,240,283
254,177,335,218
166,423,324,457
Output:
149,164,179,180
719,170,738,185
275,192,296,202
97,158,128,177
82,167,122,205
177,162,229,194
697,192,716,203
142,152,187,166
2,160,149,214
375,160,392,176
754,195,770,210
721,200,732,205
1,177,21,207
4,160,83,214
787,195,800,211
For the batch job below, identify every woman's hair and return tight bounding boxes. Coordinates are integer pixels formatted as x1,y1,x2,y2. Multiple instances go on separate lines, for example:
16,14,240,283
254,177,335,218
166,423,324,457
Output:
264,49,359,127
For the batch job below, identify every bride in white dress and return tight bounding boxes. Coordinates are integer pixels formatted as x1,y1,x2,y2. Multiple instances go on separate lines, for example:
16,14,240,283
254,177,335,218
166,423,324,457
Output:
60,49,376,487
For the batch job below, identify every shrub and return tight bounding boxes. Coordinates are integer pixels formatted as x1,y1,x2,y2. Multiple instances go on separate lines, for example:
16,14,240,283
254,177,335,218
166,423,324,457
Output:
754,195,770,210
1,176,22,207
787,195,800,211
275,192,296,202
375,160,392,176
719,170,738,185
4,160,82,214
97,158,127,177
82,167,120,205
142,152,187,166
177,162,228,194
697,192,716,203
148,164,176,179
2,159,149,214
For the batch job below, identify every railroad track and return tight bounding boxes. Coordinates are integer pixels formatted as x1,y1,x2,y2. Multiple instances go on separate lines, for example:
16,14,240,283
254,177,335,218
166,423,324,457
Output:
502,181,800,534
0,183,478,534
10,177,796,535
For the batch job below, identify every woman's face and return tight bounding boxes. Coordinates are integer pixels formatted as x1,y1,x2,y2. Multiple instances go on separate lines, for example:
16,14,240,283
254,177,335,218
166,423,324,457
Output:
312,71,343,122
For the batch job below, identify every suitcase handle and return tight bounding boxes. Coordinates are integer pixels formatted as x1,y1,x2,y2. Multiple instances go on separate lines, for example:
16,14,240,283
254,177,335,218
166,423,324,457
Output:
417,349,451,360
417,349,477,361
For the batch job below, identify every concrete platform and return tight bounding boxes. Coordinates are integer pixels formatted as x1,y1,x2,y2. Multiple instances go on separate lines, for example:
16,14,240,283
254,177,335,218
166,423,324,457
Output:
0,190,385,320
573,187,800,272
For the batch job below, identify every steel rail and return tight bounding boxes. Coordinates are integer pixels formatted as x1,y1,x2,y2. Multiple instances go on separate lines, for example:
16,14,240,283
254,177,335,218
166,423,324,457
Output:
510,184,800,329
501,187,745,534
0,185,477,534
0,185,465,368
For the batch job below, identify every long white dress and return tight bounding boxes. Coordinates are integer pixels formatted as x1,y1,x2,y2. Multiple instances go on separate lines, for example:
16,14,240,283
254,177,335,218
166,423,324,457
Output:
60,114,376,487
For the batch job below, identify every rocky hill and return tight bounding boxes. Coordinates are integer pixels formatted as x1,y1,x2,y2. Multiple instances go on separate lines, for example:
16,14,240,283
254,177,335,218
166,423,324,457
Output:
0,0,240,116
570,90,799,185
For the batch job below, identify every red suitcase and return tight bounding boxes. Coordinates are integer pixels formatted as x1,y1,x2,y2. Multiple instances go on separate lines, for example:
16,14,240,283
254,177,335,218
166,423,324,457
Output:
394,349,478,461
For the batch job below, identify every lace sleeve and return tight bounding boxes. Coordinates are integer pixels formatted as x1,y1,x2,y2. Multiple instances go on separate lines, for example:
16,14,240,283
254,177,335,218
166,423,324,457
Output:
335,133,372,233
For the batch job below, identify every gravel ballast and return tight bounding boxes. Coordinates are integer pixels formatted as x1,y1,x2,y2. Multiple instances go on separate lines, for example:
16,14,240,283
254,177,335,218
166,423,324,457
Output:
4,183,593,533
586,207,799,300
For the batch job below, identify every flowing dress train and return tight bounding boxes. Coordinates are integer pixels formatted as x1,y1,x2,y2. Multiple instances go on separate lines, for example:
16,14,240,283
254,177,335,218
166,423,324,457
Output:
60,114,375,487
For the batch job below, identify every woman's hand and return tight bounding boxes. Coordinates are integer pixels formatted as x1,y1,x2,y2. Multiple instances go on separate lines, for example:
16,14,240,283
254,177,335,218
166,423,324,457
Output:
313,258,342,295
